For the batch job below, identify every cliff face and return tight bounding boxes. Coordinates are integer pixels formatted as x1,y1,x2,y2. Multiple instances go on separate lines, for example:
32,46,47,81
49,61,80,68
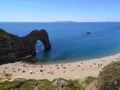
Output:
0,29,51,63
96,61,120,90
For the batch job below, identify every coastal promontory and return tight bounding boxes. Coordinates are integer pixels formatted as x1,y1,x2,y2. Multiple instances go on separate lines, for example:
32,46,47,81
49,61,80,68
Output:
0,29,51,64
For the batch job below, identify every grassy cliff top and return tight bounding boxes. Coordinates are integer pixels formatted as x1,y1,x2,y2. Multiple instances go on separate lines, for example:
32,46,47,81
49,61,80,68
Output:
96,61,120,90
0,77,95,90
0,28,11,39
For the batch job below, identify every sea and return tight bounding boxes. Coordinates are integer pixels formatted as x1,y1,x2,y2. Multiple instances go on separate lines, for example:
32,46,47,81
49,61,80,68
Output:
0,22,120,63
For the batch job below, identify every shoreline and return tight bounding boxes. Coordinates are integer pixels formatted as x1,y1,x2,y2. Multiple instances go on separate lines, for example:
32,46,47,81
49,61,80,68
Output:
36,51,120,65
0,53,120,81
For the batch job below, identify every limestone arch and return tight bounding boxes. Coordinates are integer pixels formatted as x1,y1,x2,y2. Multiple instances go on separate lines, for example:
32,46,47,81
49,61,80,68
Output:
22,29,51,55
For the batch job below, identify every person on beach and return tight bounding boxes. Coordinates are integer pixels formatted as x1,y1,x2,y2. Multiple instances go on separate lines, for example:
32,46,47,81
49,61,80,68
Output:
40,70,44,76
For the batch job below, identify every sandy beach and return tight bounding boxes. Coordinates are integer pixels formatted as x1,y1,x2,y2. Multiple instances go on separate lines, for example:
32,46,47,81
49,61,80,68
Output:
0,53,120,81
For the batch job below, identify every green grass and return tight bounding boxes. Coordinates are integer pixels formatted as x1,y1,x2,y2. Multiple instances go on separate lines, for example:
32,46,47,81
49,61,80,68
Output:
0,77,96,90
0,29,11,39
0,80,25,90
68,77,96,90
20,79,54,90
97,61,120,90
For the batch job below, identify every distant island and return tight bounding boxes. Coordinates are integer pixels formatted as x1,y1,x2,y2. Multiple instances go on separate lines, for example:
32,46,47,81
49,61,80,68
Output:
53,21,77,23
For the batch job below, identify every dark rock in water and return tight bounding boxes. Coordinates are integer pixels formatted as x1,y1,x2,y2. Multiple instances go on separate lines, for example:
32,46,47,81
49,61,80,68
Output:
0,28,51,64
86,32,91,35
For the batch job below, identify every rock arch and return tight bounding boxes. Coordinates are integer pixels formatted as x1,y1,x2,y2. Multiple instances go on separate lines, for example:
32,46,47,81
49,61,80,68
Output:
0,29,51,63
36,40,44,52
22,29,51,55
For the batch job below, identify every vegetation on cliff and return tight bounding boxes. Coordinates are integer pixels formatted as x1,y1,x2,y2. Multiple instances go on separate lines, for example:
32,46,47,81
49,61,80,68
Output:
0,77,95,90
0,29,11,39
96,61,120,90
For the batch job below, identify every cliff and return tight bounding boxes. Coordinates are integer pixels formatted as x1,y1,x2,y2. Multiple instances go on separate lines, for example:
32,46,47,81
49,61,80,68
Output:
0,29,51,64
0,77,95,90
96,61,120,90
86,61,120,90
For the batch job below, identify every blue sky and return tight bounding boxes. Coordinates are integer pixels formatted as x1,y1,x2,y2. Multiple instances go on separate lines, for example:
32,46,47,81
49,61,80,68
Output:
0,0,120,22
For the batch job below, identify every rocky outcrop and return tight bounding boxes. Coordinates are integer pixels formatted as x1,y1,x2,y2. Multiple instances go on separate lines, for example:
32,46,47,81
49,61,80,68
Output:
0,29,51,64
86,32,91,35
53,78,71,90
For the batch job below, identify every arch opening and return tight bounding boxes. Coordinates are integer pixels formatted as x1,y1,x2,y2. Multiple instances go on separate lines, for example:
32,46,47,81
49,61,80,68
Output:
35,40,44,59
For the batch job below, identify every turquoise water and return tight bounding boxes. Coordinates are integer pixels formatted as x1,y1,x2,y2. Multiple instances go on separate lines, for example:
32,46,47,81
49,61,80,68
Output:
0,22,120,63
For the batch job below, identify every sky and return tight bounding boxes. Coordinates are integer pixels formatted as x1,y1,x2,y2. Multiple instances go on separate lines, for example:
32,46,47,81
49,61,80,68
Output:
0,0,120,22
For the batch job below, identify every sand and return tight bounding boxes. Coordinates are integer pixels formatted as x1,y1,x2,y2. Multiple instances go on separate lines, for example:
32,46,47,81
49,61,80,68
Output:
0,53,120,81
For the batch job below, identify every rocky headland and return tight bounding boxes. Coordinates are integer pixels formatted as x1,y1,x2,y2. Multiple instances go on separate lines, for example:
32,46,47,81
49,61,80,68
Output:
0,29,51,64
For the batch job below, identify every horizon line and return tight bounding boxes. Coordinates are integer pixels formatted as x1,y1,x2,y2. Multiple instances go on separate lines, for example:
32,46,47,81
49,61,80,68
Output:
0,21,120,23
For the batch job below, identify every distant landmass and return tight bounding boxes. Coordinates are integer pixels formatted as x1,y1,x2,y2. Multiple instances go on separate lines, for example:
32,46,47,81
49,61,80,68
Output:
54,21,77,23
50,21,120,23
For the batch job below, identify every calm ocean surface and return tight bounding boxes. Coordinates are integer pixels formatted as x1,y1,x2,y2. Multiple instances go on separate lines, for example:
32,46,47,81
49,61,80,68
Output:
0,22,120,63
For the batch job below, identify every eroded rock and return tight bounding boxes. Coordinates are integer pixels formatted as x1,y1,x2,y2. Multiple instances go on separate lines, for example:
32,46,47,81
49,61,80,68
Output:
0,29,51,64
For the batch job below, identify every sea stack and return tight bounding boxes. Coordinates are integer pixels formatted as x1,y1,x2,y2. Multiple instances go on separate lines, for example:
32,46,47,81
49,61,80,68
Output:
86,32,91,35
